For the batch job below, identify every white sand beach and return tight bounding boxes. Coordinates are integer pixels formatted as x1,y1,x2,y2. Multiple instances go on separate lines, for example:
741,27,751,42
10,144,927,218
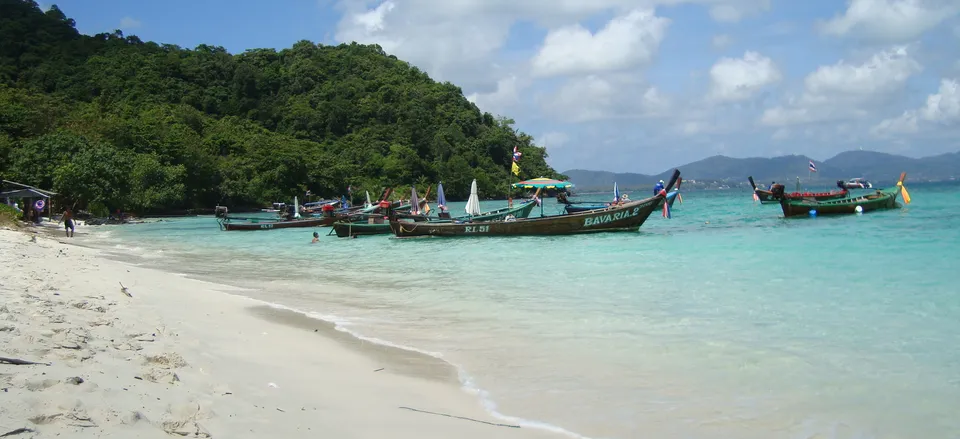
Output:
0,228,561,439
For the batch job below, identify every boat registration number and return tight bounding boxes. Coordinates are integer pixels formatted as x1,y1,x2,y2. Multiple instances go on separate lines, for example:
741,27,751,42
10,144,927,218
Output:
260,224,274,229
463,225,490,233
583,207,641,227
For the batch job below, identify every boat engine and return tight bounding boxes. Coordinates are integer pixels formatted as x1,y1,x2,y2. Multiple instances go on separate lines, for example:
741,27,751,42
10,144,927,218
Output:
214,206,228,218
770,184,786,198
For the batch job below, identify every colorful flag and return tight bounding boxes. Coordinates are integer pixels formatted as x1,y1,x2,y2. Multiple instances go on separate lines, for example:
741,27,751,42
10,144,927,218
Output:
513,146,522,162
511,161,520,176
808,161,817,172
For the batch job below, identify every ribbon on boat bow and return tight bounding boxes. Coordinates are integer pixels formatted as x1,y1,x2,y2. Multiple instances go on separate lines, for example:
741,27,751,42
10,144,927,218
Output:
659,189,671,219
897,180,911,204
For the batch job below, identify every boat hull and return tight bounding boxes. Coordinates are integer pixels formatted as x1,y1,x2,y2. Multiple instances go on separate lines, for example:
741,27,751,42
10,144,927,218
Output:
334,201,538,237
391,195,664,237
333,222,391,237
220,217,329,231
778,189,899,217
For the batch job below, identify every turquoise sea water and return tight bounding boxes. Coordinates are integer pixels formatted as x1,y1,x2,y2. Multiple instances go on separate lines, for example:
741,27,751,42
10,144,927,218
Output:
88,184,960,439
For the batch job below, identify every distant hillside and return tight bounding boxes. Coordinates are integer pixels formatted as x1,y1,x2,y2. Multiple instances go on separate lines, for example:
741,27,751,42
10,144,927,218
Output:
565,150,960,191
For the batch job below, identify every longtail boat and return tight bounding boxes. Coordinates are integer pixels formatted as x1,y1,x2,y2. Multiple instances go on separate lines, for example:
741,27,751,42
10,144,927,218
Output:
219,216,329,231
748,176,848,204
773,172,910,217
333,199,538,237
390,170,680,238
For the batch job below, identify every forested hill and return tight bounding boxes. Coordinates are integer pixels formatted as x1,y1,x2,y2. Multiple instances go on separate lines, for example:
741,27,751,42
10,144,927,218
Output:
0,0,562,214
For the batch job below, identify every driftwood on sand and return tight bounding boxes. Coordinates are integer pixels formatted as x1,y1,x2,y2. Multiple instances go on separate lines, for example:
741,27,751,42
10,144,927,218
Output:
398,406,520,428
0,428,36,437
0,356,51,366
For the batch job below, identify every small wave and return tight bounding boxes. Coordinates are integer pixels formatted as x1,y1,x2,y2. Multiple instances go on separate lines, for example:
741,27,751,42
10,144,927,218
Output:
258,302,591,439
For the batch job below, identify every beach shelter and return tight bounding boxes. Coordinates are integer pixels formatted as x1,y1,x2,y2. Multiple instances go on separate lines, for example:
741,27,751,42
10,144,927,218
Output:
465,179,481,216
1,180,58,222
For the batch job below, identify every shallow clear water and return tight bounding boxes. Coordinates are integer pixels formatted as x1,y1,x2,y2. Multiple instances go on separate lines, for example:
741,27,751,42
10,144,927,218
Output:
89,185,960,439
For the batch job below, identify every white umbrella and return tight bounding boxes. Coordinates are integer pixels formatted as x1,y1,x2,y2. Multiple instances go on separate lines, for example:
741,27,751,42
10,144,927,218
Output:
294,196,300,218
465,179,481,216
410,186,420,215
365,191,372,208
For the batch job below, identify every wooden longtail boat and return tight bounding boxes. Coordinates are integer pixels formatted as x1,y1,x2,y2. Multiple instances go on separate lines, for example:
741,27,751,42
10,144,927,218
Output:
333,200,538,237
748,176,848,204
773,172,910,217
389,170,680,238
218,216,329,231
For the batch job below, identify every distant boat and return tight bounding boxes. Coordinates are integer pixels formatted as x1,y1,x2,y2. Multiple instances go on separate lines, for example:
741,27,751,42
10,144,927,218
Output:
841,178,873,189
748,176,848,204
774,173,909,217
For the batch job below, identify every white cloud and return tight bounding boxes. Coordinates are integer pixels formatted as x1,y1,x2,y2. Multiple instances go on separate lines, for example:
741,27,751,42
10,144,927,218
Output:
119,16,141,29
707,0,772,23
761,46,922,126
539,75,670,123
466,75,524,116
873,78,960,135
708,51,781,102
819,0,960,43
539,131,571,150
711,34,733,49
530,9,669,78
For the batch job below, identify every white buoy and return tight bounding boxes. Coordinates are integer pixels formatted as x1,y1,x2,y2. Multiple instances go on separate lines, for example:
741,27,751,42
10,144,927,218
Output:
855,205,863,214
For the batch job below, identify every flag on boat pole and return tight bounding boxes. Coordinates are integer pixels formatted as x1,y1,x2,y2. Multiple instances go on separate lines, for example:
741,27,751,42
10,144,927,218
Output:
512,146,522,176
808,160,817,173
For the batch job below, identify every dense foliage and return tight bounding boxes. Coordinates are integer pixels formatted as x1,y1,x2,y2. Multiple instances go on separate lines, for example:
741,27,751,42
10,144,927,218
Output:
0,0,563,213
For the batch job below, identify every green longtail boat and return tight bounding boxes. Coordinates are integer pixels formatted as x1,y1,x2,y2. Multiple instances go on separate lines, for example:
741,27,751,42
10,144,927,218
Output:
774,172,911,217
332,200,538,238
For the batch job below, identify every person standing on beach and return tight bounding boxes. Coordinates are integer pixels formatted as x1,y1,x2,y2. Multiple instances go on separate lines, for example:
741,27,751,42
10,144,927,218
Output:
60,208,75,238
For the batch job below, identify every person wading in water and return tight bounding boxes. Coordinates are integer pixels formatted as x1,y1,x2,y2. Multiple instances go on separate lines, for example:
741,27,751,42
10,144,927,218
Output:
59,207,75,238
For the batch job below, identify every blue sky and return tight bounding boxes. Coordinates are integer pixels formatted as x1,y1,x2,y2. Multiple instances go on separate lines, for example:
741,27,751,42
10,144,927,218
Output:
48,0,960,173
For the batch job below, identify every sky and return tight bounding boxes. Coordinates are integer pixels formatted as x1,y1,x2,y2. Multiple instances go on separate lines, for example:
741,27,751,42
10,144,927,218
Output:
47,0,960,174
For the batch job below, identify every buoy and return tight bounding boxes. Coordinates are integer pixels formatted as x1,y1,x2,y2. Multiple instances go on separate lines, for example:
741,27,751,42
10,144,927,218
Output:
809,209,818,217
855,205,863,214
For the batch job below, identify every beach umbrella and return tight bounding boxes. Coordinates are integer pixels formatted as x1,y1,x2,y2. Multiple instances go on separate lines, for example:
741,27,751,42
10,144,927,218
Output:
613,182,620,202
465,179,481,216
436,182,447,211
410,186,420,215
294,196,300,218
511,178,575,189
365,191,372,208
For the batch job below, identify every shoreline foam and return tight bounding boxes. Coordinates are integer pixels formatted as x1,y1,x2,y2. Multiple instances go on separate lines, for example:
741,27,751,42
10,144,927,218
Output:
0,228,574,438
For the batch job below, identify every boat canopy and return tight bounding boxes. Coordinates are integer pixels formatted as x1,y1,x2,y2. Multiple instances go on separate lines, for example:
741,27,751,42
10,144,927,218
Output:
511,178,574,189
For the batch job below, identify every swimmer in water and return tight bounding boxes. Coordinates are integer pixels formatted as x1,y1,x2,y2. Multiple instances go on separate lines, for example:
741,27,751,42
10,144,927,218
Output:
311,231,319,243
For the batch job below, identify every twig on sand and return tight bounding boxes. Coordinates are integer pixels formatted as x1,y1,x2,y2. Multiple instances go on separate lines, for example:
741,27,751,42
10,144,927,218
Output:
373,368,384,372
398,407,520,428
0,356,51,366
119,282,132,297
1,427,36,437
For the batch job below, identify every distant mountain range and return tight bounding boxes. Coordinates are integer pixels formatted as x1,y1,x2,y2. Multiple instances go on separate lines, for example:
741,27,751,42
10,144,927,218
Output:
563,150,960,192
